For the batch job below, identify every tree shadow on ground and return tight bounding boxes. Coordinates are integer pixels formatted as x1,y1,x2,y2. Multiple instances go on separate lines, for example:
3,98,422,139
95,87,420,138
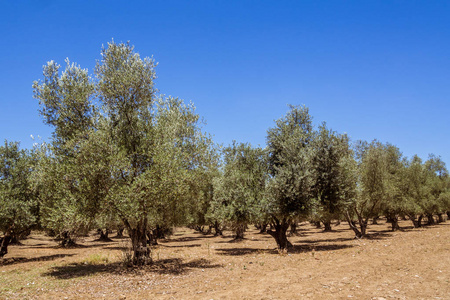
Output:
160,243,202,248
0,254,75,266
289,244,353,253
299,237,354,244
213,237,251,244
163,235,216,243
44,258,222,279
363,231,393,240
27,243,107,250
216,243,353,256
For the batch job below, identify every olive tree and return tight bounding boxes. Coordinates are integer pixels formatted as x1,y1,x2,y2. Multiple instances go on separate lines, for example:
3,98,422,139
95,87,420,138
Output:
264,105,314,250
33,55,102,245
0,141,39,257
34,41,215,265
210,142,267,239
310,123,353,231
380,144,405,231
344,140,389,238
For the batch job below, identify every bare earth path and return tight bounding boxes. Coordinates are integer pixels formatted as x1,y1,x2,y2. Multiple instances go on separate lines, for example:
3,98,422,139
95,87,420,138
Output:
1,220,449,299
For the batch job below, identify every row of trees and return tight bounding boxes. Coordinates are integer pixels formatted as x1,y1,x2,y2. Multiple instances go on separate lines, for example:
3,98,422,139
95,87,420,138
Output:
207,107,449,248
1,42,449,264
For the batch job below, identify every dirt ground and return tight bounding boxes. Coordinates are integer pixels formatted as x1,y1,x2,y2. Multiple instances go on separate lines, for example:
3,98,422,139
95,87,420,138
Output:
1,219,449,300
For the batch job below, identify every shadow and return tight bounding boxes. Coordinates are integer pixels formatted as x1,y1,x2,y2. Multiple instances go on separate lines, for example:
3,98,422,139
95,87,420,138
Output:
364,231,393,240
148,258,222,275
0,254,75,266
43,262,121,279
111,235,129,239
101,246,129,251
215,247,265,256
44,258,222,279
320,228,350,233
216,243,354,256
27,242,109,250
93,238,114,243
300,237,354,244
164,235,217,243
289,244,354,254
160,244,201,248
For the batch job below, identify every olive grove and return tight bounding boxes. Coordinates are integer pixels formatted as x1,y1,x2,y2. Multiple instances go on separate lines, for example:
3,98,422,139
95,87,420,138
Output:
1,41,449,263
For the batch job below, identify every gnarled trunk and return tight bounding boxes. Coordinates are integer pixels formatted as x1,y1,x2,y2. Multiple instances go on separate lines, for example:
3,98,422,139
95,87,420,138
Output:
390,216,400,231
116,226,125,237
234,224,245,240
408,214,419,228
418,214,424,227
98,229,112,242
372,216,380,225
289,221,297,235
258,223,267,234
205,225,213,235
130,227,151,265
213,221,222,236
267,217,292,251
194,225,205,233
0,234,12,258
437,213,445,223
146,231,158,245
60,231,76,247
345,211,366,238
322,220,332,232
426,214,435,225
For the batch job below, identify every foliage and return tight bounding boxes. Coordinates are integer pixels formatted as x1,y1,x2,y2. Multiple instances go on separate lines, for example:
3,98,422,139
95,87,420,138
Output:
309,123,353,230
264,105,315,250
0,141,39,256
33,41,217,264
211,142,267,239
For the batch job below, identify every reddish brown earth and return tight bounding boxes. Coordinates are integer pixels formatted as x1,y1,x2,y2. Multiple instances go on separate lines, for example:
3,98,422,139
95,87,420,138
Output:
1,219,449,299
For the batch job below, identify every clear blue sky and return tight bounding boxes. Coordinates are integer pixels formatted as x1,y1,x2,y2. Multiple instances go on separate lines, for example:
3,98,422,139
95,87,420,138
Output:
1,0,449,164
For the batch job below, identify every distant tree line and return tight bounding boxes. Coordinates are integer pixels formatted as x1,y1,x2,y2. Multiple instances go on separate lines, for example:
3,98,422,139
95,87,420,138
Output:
1,41,449,264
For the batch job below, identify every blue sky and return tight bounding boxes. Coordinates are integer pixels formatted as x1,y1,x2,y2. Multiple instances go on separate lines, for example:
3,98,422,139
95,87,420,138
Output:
1,1,449,164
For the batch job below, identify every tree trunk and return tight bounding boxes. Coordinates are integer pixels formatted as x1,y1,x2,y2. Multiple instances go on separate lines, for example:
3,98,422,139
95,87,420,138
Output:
314,221,321,229
407,214,419,228
130,227,151,265
426,214,435,225
437,213,445,223
10,235,21,245
213,221,222,236
289,221,297,235
418,214,424,227
390,216,400,231
205,225,213,235
360,220,367,236
234,224,245,240
372,216,380,225
60,231,76,247
0,234,12,258
98,229,112,242
116,226,125,237
267,218,292,251
335,220,341,226
146,231,158,245
195,225,204,233
345,211,363,238
323,220,332,232
447,211,450,220
258,223,267,234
